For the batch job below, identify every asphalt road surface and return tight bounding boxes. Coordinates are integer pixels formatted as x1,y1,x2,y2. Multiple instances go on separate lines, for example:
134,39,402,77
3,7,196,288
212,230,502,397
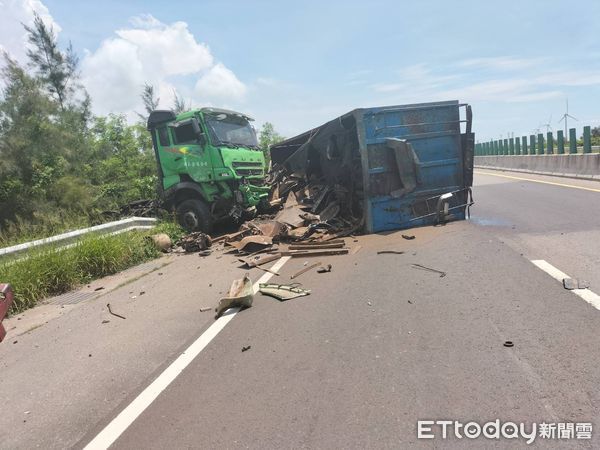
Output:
1,169,600,449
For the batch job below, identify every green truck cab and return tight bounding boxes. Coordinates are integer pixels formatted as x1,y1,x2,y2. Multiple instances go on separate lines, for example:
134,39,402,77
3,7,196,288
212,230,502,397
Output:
147,108,269,232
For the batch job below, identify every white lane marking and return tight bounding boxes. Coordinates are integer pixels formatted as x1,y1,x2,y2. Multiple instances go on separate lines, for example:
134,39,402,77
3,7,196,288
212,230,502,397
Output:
475,170,600,193
531,259,600,310
84,256,291,450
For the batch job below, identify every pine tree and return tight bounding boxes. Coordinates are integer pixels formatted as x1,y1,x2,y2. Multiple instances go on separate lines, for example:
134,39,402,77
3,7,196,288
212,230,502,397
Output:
172,89,189,114
23,13,74,110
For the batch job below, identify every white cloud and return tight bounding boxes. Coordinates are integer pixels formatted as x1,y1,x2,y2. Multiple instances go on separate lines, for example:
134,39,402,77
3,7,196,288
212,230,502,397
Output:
370,61,600,105
194,63,246,102
80,39,145,112
458,56,544,71
507,91,563,103
372,64,459,93
0,0,60,64
114,20,213,77
81,14,246,116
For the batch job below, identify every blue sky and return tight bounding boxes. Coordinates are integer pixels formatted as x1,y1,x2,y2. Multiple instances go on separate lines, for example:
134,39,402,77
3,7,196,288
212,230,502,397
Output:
2,0,599,141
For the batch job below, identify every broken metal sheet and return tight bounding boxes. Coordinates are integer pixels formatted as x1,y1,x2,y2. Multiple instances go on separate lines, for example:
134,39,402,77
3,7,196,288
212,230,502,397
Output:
248,220,287,239
287,227,310,239
275,206,306,228
299,212,320,223
259,283,311,301
211,229,251,244
318,202,340,222
215,274,254,318
311,185,332,213
228,235,273,253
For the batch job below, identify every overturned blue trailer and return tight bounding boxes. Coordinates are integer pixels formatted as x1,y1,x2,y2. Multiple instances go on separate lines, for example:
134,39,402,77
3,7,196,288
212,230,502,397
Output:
270,100,474,234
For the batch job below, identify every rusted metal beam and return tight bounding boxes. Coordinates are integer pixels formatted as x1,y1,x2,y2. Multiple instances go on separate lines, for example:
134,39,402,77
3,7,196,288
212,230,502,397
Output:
281,248,349,257
288,243,344,250
290,262,321,279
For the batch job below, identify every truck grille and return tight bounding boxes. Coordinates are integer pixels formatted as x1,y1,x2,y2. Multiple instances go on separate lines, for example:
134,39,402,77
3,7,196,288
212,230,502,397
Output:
234,168,263,176
231,161,264,177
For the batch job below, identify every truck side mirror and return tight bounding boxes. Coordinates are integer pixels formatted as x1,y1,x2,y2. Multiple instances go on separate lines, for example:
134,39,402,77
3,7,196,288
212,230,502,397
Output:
191,118,206,146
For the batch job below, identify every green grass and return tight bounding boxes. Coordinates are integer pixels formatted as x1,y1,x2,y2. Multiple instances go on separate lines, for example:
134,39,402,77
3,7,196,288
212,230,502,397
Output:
152,220,186,243
0,211,97,248
0,221,184,314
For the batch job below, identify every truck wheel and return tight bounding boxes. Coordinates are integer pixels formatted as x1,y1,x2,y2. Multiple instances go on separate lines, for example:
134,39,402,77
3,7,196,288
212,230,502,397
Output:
176,199,213,233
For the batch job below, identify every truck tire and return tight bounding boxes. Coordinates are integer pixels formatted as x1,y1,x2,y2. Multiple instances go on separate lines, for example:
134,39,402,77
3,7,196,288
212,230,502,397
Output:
176,199,213,233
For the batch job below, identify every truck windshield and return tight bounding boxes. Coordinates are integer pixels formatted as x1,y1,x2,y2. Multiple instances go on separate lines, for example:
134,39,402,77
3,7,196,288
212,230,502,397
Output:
205,114,259,148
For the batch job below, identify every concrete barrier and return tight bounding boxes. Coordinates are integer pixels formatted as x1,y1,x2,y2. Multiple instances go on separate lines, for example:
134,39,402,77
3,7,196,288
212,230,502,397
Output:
474,154,600,181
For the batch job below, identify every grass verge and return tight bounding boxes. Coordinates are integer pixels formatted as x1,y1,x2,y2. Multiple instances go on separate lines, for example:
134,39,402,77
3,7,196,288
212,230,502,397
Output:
0,221,184,314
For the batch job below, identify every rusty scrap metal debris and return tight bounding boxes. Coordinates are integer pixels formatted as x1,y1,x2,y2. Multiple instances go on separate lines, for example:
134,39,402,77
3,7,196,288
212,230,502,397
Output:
282,248,349,258
411,263,446,278
106,303,126,320
215,274,254,319
259,283,311,301
289,242,344,250
177,232,212,253
248,220,287,239
290,262,321,279
274,193,307,228
227,235,273,253
239,252,281,268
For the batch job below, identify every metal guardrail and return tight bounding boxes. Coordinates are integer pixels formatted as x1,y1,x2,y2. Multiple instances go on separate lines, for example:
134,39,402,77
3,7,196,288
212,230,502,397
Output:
0,217,157,259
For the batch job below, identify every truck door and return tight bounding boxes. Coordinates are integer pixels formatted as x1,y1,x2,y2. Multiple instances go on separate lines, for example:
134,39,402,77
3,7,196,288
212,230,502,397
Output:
169,119,212,182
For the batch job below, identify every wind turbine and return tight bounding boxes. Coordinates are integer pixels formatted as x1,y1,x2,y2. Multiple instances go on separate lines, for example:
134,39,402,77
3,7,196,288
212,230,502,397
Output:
558,99,577,138
542,115,553,133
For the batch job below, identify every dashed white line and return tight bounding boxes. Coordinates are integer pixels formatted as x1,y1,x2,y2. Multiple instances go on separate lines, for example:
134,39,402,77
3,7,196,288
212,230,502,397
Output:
84,256,291,450
531,259,600,310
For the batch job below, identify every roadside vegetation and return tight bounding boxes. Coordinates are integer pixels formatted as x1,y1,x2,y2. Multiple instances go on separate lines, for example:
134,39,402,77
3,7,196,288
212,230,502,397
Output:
0,222,183,314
